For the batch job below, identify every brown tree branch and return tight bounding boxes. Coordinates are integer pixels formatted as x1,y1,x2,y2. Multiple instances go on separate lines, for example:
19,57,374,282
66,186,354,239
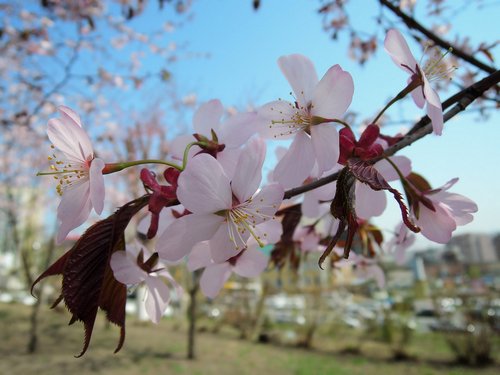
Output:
379,0,496,74
283,69,500,200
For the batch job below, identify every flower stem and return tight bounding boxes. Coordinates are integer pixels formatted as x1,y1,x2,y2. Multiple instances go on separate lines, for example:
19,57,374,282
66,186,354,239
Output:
182,142,204,170
372,79,422,125
102,159,182,174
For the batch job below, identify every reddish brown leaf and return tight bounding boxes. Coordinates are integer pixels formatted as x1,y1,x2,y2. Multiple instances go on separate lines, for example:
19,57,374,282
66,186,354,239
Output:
32,195,149,357
319,167,358,268
348,159,420,233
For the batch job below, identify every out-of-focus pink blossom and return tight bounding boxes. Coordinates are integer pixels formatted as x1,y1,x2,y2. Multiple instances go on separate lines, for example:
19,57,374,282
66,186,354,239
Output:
110,244,181,324
385,222,416,265
187,241,269,298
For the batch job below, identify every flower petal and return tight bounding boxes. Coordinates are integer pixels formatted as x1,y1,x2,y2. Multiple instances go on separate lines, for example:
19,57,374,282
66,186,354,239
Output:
48,107,93,161
231,138,266,203
355,182,387,219
200,263,232,299
144,276,171,324
246,183,284,225
257,100,298,139
220,112,260,148
193,99,224,135
310,124,339,176
253,219,283,244
209,222,250,263
416,203,456,243
278,54,318,107
311,65,354,119
177,154,232,214
233,247,269,278
89,157,105,215
110,251,145,285
375,156,412,181
432,192,478,226
423,80,443,135
56,181,92,244
273,131,315,188
156,213,224,262
384,29,419,75
187,242,213,271
216,148,242,181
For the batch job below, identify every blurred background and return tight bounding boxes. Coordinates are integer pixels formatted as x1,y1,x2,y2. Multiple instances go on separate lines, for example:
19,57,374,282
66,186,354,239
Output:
1,0,499,374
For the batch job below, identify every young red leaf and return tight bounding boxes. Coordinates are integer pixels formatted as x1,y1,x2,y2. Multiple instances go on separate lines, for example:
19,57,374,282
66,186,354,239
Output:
32,195,149,357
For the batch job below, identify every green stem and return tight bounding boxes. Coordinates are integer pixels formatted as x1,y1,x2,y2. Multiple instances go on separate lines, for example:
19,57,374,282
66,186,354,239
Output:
182,142,204,170
103,159,182,174
372,79,422,125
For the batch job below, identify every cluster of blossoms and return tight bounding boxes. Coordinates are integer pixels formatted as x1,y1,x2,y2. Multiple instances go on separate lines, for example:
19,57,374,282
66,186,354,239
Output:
34,29,477,355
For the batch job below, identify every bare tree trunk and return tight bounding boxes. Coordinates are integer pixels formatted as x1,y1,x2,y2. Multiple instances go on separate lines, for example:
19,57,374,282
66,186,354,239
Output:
28,236,56,353
251,281,269,341
187,271,201,360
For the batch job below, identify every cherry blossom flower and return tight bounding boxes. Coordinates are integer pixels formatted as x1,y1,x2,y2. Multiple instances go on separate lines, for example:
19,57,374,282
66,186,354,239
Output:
44,106,105,244
339,252,385,288
187,241,269,298
157,138,284,264
170,99,260,179
384,29,454,135
259,54,354,188
385,222,416,265
409,178,478,243
110,245,181,324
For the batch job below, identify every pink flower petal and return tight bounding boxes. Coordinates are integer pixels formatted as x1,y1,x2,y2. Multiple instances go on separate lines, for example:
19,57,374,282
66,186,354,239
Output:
311,65,354,119
47,117,93,162
177,154,232,214
231,138,266,203
144,276,171,324
58,106,82,127
257,100,298,139
278,54,318,107
410,85,426,109
355,182,387,219
220,112,260,148
233,247,269,277
217,148,242,181
187,242,213,271
416,203,456,243
384,29,419,75
424,82,443,135
200,263,232,299
209,222,249,263
193,99,224,135
246,183,284,225
56,181,92,244
110,251,145,285
273,131,315,188
375,156,412,181
310,124,339,176
156,213,224,262
253,219,283,244
89,157,105,215
433,192,478,226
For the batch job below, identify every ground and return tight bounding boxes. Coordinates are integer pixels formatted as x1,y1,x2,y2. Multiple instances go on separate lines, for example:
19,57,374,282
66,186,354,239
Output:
1,302,499,375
